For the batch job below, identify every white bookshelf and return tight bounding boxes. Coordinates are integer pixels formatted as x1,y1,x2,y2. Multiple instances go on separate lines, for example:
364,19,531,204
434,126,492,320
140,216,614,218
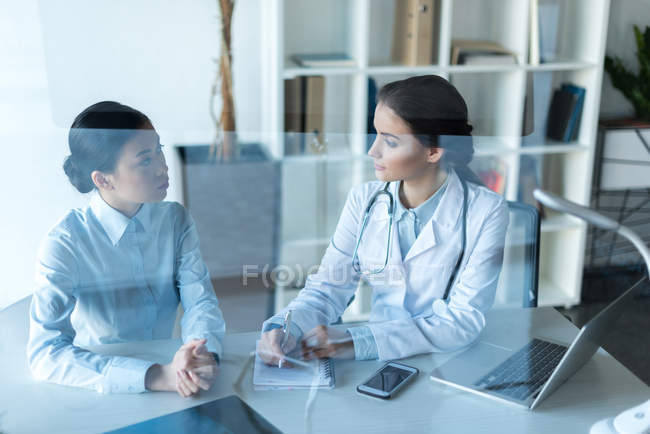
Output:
260,0,611,311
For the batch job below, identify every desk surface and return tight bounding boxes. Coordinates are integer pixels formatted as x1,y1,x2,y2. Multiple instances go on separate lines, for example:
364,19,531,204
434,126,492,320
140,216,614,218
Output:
1,297,648,434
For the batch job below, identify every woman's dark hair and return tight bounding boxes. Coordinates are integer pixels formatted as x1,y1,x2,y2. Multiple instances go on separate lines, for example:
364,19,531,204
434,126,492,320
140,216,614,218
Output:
376,75,484,186
63,101,151,193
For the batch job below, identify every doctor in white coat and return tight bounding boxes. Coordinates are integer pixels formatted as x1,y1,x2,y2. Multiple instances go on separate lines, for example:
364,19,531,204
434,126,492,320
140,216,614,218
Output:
258,75,509,364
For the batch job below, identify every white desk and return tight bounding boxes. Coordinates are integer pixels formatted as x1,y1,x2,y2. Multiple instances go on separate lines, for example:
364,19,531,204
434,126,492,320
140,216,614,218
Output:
1,297,648,434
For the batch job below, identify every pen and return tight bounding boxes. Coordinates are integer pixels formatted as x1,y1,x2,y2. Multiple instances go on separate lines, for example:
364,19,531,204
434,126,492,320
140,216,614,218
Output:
278,310,292,368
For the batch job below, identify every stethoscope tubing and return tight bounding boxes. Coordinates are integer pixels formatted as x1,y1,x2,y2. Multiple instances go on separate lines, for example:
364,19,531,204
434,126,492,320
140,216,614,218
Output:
351,177,468,302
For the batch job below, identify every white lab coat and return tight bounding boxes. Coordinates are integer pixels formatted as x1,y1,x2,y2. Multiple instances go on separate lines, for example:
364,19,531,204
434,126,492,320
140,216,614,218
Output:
277,169,509,360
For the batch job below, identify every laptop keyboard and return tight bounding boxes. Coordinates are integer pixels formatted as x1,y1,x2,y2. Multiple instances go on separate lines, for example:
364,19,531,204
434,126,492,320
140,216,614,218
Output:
473,338,568,402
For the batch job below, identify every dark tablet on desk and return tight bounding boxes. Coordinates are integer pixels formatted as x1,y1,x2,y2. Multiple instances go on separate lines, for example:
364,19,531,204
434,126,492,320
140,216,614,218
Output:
105,395,281,434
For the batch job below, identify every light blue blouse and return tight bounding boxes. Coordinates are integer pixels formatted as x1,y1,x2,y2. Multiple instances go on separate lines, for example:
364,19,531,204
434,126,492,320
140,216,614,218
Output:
27,192,225,394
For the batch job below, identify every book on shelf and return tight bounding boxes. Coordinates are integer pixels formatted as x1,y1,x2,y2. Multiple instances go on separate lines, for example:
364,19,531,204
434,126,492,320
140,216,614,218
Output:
546,83,585,142
461,54,517,65
283,76,326,155
522,73,535,136
450,39,517,65
522,72,554,146
290,53,356,68
391,0,438,66
562,83,585,141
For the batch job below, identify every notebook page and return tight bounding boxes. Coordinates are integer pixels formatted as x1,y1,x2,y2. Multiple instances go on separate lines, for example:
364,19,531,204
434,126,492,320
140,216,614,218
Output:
253,352,328,387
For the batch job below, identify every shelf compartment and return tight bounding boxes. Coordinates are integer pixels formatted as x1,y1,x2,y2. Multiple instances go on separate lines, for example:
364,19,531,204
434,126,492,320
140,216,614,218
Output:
450,0,529,65
282,76,360,157
450,70,526,138
516,153,591,215
283,0,363,70
521,69,600,148
532,0,609,65
280,158,362,252
538,228,585,307
368,0,444,68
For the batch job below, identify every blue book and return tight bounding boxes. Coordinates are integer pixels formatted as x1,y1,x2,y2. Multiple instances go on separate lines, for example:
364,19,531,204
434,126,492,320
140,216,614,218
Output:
561,83,586,141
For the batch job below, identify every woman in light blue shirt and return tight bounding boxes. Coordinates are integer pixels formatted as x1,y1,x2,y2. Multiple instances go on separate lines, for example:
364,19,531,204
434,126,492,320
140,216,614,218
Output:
27,101,225,397
258,75,508,365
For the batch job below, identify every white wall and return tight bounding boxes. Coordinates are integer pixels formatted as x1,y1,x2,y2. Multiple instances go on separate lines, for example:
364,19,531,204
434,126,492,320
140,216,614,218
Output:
599,0,650,118
0,0,261,308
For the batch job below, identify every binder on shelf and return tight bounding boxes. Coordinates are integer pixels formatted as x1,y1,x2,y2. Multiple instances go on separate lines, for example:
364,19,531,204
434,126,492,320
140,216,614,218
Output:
304,76,325,154
284,77,304,156
392,0,437,66
283,76,326,155
450,39,517,65
291,53,356,68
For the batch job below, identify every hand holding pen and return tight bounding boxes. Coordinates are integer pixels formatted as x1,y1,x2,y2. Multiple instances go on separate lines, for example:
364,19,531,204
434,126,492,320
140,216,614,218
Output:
278,310,292,368
257,310,297,368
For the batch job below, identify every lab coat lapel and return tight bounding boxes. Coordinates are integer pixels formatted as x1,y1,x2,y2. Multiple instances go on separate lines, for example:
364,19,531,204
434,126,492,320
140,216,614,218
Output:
403,170,464,263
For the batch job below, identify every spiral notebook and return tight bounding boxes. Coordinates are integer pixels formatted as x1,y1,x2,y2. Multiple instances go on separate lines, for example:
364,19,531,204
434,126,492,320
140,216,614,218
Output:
253,350,335,390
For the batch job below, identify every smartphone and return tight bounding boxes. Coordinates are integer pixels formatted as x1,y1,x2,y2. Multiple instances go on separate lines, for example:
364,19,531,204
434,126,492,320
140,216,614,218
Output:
356,362,419,399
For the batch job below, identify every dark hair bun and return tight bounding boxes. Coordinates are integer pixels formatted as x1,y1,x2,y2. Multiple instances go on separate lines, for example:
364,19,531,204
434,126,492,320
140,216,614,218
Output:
63,155,95,193
64,101,151,195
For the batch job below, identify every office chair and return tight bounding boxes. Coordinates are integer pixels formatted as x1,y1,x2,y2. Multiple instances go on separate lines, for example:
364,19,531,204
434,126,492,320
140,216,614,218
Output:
493,201,540,308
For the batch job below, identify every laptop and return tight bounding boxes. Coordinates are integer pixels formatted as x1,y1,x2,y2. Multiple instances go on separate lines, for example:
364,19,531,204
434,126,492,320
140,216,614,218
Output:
430,277,646,410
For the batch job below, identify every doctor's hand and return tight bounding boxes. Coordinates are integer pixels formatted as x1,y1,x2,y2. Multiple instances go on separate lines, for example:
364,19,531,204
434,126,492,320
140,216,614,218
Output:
257,328,298,368
145,339,219,397
301,326,355,360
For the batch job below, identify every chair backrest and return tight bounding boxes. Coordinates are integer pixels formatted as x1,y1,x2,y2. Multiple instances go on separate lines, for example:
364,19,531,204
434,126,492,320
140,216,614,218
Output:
493,201,540,308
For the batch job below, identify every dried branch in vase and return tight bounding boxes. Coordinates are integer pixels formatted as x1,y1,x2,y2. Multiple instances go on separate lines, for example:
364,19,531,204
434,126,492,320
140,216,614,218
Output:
210,0,237,161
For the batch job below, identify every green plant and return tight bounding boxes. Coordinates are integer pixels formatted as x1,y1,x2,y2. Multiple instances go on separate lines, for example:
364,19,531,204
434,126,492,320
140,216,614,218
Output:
604,24,650,120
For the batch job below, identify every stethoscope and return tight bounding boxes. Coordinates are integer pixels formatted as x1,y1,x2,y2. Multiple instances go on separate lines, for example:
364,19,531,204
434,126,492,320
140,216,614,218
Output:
351,175,468,302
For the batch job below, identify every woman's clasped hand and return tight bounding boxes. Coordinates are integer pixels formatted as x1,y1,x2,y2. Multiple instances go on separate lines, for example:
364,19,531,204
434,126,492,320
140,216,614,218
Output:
145,339,219,397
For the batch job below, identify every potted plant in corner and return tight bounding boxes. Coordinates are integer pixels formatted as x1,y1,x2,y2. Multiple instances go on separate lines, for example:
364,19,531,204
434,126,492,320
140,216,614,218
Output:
177,0,279,282
598,23,650,191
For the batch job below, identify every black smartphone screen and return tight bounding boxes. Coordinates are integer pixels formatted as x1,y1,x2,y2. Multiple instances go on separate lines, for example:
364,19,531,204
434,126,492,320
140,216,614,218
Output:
363,365,413,392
